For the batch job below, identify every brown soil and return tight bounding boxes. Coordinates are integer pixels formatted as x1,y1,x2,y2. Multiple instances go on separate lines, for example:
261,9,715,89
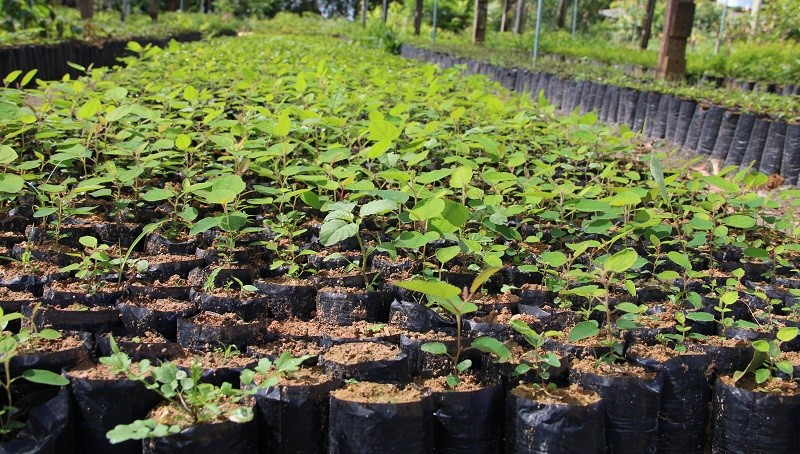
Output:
571,357,658,380
687,336,750,349
511,383,602,406
249,339,323,359
267,318,325,338
0,260,63,277
150,398,248,429
68,361,145,380
324,321,402,339
318,286,367,294
107,331,170,344
627,343,685,362
0,287,34,301
473,292,521,308
632,311,675,329
324,342,401,364
190,311,248,326
419,373,487,392
473,310,539,325
331,382,424,404
519,283,550,291
143,254,202,265
253,366,334,387
19,333,86,354
403,331,457,342
780,351,800,365
122,298,195,312
257,277,314,286
171,350,256,369
719,374,800,395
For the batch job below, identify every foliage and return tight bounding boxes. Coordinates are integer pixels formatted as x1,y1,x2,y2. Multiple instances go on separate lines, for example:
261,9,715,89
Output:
0,307,69,438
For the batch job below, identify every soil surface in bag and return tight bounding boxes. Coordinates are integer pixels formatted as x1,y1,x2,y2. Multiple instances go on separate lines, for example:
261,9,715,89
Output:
570,359,663,454
68,365,163,454
421,376,504,454
711,376,800,454
251,368,342,454
142,416,258,454
328,382,433,454
505,383,605,454
626,344,711,453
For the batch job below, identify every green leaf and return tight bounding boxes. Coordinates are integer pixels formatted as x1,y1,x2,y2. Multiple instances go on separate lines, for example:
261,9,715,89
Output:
435,245,461,266
368,118,400,142
702,175,739,193
421,342,448,355
616,302,641,313
188,217,220,236
359,200,397,217
175,134,191,150
77,97,102,119
666,251,692,271
722,215,756,229
449,166,473,188
3,70,22,85
470,268,501,295
211,175,246,195
754,368,771,384
538,251,567,268
0,145,18,164
0,174,24,194
183,85,199,101
393,279,460,299
567,320,600,343
604,248,638,274
471,336,511,361
20,69,37,86
141,188,175,202
430,199,469,234
777,327,799,343
409,198,445,221
685,312,715,322
79,236,98,248
743,247,769,260
22,369,68,386
752,339,770,353
456,359,472,373
319,219,358,246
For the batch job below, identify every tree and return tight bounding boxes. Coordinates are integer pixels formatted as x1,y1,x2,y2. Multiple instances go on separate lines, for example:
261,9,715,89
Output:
657,0,695,80
414,0,423,35
640,0,657,49
472,0,488,43
555,0,569,29
513,0,526,33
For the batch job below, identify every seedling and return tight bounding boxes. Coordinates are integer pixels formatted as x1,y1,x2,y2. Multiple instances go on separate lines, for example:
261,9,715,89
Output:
394,268,510,388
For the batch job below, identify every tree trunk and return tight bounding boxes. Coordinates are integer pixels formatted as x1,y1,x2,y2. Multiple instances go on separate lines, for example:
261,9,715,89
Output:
657,0,696,80
413,0,423,36
473,0,489,43
148,0,159,20
555,0,569,29
76,0,93,19
750,0,762,35
640,0,657,49
513,0,526,34
500,0,512,32
168,0,179,11
361,0,367,27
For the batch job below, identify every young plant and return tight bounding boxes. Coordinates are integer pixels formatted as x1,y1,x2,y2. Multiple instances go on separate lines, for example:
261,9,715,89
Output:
733,327,799,386
394,268,509,388
60,236,116,295
0,307,69,437
319,198,398,288
103,339,311,444
509,318,562,389
564,247,641,363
